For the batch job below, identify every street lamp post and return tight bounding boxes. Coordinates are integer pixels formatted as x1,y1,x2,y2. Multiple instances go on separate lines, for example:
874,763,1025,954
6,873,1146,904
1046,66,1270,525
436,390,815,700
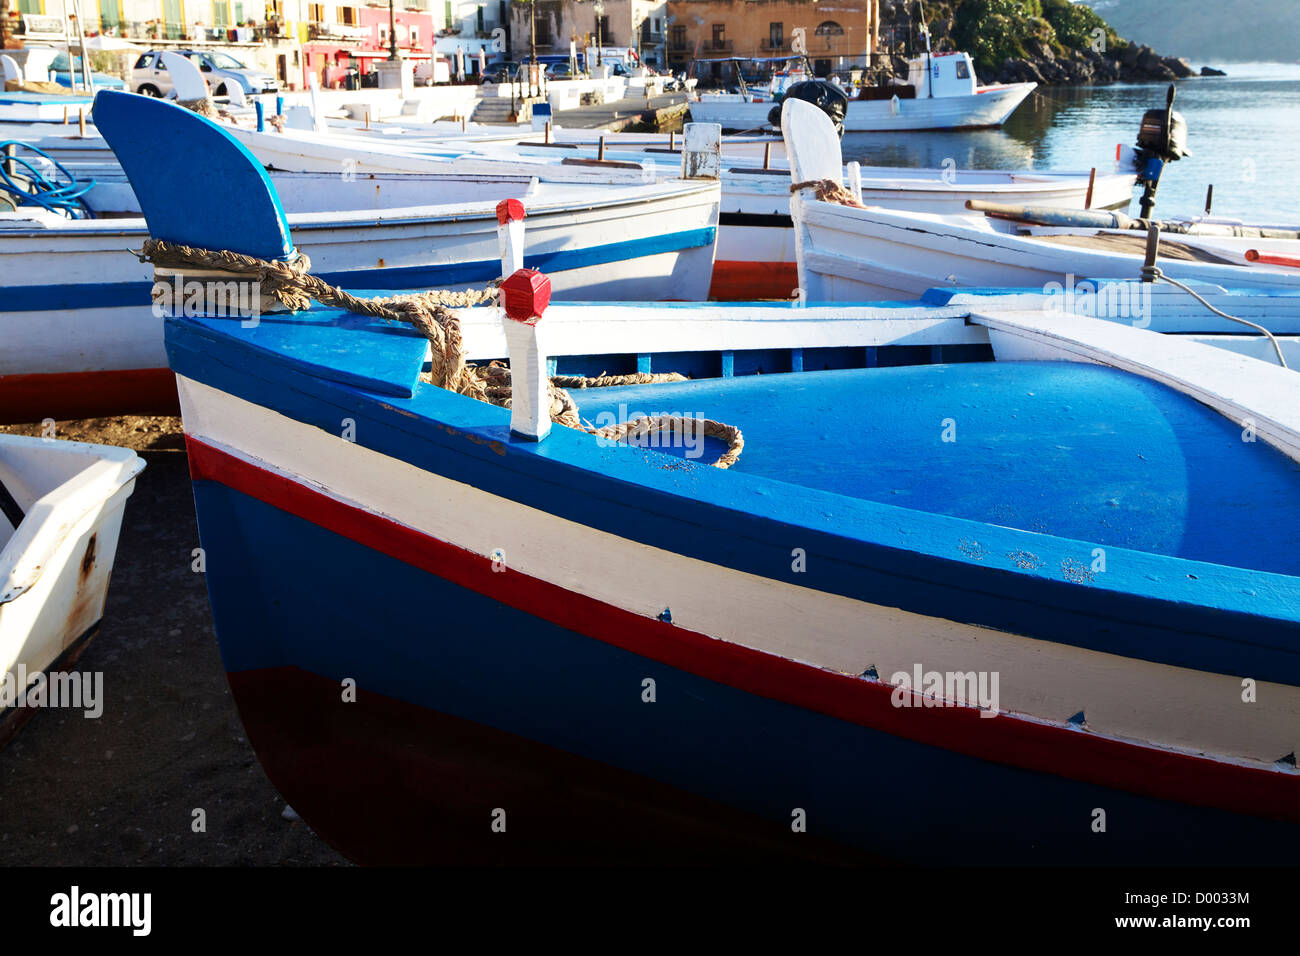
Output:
594,0,604,66
387,0,398,61
529,0,536,64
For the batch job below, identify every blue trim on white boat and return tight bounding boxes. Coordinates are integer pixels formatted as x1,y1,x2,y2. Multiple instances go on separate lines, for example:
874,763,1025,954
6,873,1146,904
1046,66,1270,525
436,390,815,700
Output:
0,227,716,313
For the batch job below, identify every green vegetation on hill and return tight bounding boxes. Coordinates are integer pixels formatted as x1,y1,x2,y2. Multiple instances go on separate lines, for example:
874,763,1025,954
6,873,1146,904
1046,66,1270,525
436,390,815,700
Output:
938,0,1122,77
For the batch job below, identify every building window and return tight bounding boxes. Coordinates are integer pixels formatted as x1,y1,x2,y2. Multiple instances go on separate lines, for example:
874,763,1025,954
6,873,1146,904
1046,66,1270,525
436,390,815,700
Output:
410,25,419,44
768,22,783,49
309,3,325,22
669,24,685,49
711,23,725,50
477,5,484,31
537,17,552,45
814,21,844,36
213,1,230,27
338,5,357,26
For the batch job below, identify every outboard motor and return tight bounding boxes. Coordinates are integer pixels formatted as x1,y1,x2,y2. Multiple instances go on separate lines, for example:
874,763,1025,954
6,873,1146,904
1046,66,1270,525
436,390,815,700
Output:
1134,84,1190,218
768,79,850,137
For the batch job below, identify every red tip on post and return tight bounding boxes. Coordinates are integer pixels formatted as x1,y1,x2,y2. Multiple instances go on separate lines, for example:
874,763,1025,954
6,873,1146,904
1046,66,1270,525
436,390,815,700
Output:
501,269,551,324
496,198,526,225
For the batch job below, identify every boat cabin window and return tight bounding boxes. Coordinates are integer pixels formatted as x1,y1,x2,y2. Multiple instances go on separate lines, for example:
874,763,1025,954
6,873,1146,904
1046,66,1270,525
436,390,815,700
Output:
955,59,969,79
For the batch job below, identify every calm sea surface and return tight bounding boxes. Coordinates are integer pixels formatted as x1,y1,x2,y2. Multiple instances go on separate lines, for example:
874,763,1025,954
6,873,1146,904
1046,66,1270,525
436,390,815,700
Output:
839,62,1300,223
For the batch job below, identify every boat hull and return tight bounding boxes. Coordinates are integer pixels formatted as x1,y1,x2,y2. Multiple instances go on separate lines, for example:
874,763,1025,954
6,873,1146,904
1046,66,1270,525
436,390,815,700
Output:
711,169,1134,299
794,199,1300,301
172,356,1300,866
0,436,142,748
691,83,1037,133
0,186,718,423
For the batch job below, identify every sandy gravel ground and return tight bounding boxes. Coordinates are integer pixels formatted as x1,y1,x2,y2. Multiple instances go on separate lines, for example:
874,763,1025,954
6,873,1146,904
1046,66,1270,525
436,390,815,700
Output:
0,416,347,865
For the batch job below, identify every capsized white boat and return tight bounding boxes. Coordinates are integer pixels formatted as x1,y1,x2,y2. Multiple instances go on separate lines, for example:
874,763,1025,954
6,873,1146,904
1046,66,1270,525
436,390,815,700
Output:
0,434,143,747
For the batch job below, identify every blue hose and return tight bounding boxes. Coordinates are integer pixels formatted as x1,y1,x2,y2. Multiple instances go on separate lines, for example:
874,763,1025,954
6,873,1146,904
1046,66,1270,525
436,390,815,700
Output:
0,141,97,219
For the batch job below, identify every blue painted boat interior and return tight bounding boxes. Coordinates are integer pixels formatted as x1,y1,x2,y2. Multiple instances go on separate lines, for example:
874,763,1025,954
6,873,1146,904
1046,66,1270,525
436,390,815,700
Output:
574,363,1300,576
177,308,1300,579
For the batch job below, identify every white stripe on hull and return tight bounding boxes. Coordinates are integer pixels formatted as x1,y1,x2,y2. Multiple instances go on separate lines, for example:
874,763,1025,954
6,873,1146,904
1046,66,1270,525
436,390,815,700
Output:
177,374,1300,767
794,199,1300,301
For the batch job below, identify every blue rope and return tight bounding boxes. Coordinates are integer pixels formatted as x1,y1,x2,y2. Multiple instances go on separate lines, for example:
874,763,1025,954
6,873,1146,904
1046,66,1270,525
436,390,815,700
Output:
0,141,96,219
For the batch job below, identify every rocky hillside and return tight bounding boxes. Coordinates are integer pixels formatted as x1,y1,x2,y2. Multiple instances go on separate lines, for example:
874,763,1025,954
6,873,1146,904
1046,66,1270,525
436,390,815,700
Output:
876,0,1208,87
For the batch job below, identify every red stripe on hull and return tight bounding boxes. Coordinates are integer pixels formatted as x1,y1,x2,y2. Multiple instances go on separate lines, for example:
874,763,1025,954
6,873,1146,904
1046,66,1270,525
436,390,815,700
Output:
708,261,798,301
230,666,873,865
0,369,177,425
186,436,1300,823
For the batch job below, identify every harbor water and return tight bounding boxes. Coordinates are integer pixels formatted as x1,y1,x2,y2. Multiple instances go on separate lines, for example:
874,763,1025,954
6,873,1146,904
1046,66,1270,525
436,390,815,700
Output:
841,62,1300,223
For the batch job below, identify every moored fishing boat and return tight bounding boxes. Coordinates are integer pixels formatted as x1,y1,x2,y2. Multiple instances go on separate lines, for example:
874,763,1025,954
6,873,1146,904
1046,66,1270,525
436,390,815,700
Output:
783,99,1300,301
0,94,720,424
95,89,1300,865
0,435,143,749
691,51,1036,133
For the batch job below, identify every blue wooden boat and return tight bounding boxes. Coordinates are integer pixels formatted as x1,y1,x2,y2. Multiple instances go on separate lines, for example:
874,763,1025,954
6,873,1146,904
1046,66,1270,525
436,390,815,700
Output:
94,90,1300,865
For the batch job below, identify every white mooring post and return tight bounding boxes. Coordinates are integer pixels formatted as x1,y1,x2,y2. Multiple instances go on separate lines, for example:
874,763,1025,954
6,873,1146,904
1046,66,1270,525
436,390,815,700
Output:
681,122,722,179
496,198,526,279
846,161,863,204
307,73,328,133
500,269,553,442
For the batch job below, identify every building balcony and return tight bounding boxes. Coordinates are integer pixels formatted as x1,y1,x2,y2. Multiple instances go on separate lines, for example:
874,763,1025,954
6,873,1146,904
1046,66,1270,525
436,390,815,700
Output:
74,18,280,44
761,39,789,52
707,38,733,51
309,21,372,42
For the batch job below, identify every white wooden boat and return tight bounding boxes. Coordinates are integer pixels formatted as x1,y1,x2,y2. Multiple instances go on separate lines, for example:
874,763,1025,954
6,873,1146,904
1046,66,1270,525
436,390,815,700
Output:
0,91,94,124
0,435,143,748
36,110,1132,302
0,98,721,424
108,84,1300,864
783,100,1300,301
691,52,1036,133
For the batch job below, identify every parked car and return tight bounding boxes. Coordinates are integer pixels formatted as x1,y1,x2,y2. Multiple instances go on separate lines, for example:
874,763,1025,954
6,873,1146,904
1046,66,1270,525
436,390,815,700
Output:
132,50,277,97
545,62,586,80
46,51,127,90
479,61,521,85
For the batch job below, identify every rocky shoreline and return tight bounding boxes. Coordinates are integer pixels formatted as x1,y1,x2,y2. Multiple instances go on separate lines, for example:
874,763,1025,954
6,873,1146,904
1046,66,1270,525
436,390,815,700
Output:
992,40,1225,87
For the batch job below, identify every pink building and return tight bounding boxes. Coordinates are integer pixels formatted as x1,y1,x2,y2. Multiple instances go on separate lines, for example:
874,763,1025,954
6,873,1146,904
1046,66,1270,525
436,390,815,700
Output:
302,6,435,88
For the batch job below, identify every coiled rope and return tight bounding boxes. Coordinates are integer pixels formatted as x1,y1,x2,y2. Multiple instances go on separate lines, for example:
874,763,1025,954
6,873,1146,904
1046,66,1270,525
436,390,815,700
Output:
789,179,867,208
134,239,744,467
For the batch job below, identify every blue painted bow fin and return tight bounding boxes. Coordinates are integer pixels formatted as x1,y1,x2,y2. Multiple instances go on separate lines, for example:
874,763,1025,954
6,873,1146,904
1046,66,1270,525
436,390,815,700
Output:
92,89,295,261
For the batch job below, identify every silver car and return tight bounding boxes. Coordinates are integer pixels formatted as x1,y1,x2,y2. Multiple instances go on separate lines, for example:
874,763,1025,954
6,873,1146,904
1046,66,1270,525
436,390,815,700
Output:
132,50,277,97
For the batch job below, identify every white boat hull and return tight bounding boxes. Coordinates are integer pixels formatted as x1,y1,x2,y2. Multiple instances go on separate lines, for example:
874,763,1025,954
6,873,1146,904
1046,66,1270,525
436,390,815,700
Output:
793,199,1300,301
0,435,143,746
0,182,719,422
691,83,1038,132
